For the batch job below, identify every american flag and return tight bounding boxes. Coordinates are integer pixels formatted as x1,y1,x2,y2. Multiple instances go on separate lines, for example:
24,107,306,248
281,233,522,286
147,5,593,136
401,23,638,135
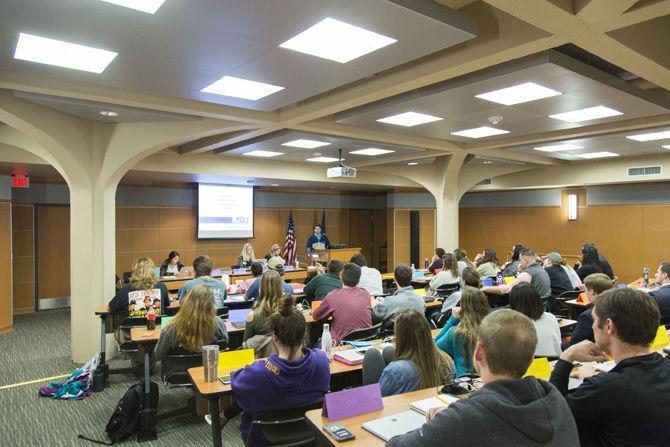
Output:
282,212,296,266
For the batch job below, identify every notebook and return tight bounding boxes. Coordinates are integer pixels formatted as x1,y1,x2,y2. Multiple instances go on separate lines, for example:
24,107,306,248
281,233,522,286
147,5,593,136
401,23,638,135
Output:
410,394,459,415
362,410,426,441
594,361,616,373
332,347,371,365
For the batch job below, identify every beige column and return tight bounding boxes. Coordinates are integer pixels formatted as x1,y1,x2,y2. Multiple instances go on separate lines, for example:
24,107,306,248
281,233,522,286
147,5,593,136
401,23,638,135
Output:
433,154,466,251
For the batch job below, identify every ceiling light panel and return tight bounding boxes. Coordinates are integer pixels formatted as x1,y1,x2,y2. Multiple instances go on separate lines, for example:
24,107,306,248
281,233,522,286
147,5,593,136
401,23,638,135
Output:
306,157,340,163
407,162,418,165
476,82,562,105
201,75,284,100
349,148,395,156
281,139,330,149
533,144,583,152
14,33,117,73
279,17,396,63
101,0,167,14
243,150,283,157
575,151,620,159
663,145,670,150
376,111,443,127
626,130,670,142
450,126,510,139
549,106,623,123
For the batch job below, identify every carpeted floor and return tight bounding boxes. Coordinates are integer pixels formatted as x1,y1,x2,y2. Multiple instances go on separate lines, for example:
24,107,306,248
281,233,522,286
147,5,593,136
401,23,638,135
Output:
0,309,245,446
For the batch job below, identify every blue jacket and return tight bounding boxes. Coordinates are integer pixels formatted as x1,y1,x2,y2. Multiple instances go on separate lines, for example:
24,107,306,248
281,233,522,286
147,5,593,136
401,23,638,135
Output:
379,360,421,397
306,233,330,250
434,315,473,376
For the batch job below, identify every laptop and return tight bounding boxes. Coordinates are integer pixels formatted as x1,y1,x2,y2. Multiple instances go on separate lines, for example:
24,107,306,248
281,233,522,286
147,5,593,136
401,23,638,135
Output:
228,309,252,328
361,410,426,441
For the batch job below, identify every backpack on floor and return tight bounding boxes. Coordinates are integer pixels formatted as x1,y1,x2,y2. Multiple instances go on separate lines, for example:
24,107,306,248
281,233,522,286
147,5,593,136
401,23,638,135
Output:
78,382,158,445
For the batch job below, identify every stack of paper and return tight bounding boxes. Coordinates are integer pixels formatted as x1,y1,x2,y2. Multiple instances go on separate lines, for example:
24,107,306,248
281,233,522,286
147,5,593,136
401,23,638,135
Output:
410,394,459,415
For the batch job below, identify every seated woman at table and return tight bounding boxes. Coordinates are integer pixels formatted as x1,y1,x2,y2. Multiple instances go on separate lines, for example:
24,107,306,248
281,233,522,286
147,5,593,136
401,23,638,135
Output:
426,253,460,296
242,261,263,290
159,250,183,276
363,310,455,396
231,295,330,446
474,248,501,278
434,286,490,376
501,244,524,277
264,243,281,260
427,247,446,274
509,282,561,358
154,284,228,371
237,242,256,268
454,248,475,273
243,270,283,344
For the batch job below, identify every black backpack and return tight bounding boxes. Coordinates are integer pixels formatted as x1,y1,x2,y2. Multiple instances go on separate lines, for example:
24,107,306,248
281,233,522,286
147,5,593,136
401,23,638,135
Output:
79,382,159,445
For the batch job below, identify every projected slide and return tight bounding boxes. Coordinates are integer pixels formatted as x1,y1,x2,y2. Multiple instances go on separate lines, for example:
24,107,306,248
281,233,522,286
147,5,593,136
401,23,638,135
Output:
197,184,254,239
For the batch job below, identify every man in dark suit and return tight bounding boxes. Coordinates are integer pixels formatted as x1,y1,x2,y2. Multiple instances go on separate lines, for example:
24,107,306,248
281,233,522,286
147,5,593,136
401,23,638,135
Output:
649,262,670,324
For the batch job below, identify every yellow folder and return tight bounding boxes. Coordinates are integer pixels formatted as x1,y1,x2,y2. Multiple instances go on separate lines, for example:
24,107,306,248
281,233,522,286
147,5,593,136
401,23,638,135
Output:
523,357,551,380
218,349,255,373
650,326,670,349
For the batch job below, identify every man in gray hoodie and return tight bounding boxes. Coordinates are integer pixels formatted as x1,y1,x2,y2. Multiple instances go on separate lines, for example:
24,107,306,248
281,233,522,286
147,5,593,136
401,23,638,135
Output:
387,309,578,447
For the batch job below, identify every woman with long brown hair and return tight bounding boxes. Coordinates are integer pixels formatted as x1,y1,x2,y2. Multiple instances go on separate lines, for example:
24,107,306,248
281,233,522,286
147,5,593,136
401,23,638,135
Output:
154,284,228,362
243,270,284,341
427,253,461,295
363,310,455,396
475,248,501,278
434,286,490,375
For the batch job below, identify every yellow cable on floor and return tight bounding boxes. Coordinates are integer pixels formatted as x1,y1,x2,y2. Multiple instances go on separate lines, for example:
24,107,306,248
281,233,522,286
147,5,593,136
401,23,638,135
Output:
0,374,69,391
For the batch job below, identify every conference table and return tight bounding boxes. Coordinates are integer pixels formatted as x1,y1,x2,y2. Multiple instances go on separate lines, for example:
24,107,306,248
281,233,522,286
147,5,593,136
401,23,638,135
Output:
159,267,313,292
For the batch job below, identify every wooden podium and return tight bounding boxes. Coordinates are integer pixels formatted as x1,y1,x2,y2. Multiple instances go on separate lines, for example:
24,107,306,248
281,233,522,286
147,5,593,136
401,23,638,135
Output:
313,247,362,263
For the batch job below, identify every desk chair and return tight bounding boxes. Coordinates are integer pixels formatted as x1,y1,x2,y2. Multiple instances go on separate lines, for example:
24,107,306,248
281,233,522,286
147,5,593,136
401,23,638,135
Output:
382,278,397,295
248,399,323,447
434,283,460,300
549,290,581,318
341,323,382,342
217,306,229,319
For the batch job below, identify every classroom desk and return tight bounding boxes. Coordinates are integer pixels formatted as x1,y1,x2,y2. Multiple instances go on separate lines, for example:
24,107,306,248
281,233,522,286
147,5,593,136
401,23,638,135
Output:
130,326,161,441
160,268,311,292
306,387,438,447
566,299,588,320
558,318,577,332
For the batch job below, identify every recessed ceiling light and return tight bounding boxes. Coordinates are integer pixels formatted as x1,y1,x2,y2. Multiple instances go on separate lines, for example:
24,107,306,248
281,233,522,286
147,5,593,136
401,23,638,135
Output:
533,144,583,152
243,150,283,157
626,130,670,142
549,106,623,123
377,112,443,127
575,151,620,159
306,157,340,163
349,148,395,156
662,145,670,150
270,183,279,187
407,162,418,166
278,17,396,63
281,139,330,149
101,0,166,14
99,110,119,117
476,82,562,105
450,126,510,139
14,33,117,73
201,75,284,100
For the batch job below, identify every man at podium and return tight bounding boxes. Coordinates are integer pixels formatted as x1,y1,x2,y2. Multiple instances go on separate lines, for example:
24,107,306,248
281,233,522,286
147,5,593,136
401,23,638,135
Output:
306,224,331,253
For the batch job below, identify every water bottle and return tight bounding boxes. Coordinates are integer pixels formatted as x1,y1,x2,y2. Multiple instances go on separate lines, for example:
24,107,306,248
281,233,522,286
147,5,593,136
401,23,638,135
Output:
146,306,156,330
410,264,416,278
424,258,429,269
496,271,504,286
202,345,219,383
321,324,333,361
643,267,650,286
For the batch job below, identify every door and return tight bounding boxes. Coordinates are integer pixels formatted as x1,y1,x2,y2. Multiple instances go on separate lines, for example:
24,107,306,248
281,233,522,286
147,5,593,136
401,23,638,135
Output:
36,205,70,309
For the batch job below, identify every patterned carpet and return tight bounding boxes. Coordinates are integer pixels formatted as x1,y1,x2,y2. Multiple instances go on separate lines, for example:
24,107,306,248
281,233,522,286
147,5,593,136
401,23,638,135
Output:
0,309,245,446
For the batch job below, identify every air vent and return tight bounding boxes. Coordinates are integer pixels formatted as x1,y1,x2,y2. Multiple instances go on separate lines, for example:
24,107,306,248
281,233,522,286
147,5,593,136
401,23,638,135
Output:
627,166,661,176
477,178,493,185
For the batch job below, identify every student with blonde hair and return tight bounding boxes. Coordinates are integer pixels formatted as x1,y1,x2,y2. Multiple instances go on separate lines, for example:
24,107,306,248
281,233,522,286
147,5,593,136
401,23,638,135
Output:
109,256,169,318
243,270,284,342
238,242,256,268
434,286,490,376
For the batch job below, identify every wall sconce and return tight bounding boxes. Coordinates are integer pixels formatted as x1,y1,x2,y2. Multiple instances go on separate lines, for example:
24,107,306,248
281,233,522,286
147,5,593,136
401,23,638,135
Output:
568,193,578,221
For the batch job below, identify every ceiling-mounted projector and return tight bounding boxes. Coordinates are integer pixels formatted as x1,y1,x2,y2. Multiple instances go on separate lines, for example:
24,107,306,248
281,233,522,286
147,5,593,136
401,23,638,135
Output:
327,148,357,179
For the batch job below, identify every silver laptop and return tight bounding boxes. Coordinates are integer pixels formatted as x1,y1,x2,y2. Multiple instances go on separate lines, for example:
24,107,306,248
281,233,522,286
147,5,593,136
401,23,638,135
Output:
361,410,426,441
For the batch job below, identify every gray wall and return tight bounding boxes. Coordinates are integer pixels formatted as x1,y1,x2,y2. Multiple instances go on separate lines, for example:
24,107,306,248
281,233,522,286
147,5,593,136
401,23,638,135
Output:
459,188,562,208
387,192,436,208
0,176,11,200
587,183,670,205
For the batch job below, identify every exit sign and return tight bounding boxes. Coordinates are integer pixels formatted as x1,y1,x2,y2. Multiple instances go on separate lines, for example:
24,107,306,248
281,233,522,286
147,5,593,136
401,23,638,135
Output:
12,175,29,188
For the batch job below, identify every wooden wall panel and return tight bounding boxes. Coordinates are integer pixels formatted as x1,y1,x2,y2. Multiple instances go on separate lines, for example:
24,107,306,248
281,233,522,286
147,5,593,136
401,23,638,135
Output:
12,204,34,313
349,210,374,265
392,209,435,267
36,206,70,300
0,202,12,332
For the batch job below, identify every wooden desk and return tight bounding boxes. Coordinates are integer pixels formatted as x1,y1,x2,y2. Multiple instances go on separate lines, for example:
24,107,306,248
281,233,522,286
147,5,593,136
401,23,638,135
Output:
566,299,588,320
160,268,311,291
558,318,577,330
305,387,437,447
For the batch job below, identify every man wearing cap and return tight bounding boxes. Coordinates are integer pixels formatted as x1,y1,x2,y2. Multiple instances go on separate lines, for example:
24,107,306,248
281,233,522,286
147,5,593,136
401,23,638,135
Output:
244,256,294,302
543,252,575,297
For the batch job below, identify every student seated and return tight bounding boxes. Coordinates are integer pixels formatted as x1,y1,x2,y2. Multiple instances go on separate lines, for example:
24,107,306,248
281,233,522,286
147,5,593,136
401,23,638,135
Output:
350,253,383,296
439,267,481,314
454,248,474,273
109,256,169,318
427,253,460,295
238,242,256,268
372,264,424,323
154,284,228,375
244,257,293,301
363,310,455,396
483,248,552,300
302,259,343,302
388,309,579,446
312,263,372,344
231,296,330,447
564,273,612,348
177,255,227,308
550,288,670,446
242,261,263,291
434,286,490,376
427,247,446,274
264,243,281,261
649,262,670,323
474,248,500,278
243,270,283,346
542,252,574,296
159,250,183,276
509,283,561,358
575,244,604,281
501,244,524,277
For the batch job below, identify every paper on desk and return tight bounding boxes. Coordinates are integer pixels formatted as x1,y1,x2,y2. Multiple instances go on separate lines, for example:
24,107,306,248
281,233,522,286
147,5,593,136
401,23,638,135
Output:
594,361,616,373
410,394,459,415
568,378,583,390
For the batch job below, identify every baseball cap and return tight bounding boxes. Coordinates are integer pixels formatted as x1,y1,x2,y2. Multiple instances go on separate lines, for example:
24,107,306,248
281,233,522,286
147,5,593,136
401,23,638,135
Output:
267,256,285,272
545,252,563,264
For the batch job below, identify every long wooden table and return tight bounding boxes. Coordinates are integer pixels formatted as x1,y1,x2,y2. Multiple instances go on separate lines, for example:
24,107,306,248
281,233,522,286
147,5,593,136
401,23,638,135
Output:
159,267,312,292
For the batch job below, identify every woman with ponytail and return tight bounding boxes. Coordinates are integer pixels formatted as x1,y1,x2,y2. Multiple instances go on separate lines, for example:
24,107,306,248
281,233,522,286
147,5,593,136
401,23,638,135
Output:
230,295,330,446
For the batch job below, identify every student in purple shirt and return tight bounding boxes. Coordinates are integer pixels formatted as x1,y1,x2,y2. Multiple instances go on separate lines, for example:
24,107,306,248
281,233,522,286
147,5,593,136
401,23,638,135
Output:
231,295,330,446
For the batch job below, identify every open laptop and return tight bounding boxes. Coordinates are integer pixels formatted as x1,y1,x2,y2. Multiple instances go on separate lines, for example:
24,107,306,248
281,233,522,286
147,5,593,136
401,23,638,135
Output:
228,309,252,328
361,410,426,441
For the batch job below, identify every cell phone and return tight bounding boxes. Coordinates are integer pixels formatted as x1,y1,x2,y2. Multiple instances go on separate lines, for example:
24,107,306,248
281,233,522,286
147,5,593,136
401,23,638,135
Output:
219,375,231,384
323,423,355,441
